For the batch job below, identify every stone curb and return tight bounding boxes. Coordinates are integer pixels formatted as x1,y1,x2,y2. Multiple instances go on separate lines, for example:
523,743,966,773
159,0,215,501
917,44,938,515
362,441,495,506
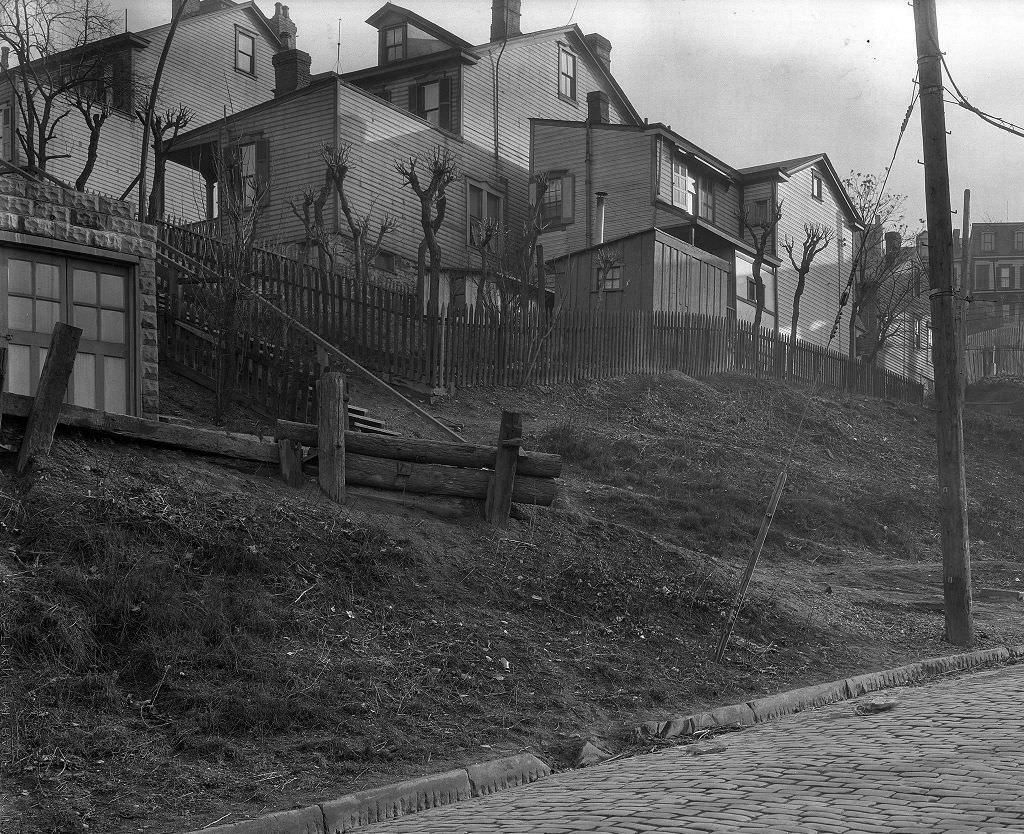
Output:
640,644,1024,740
179,753,551,834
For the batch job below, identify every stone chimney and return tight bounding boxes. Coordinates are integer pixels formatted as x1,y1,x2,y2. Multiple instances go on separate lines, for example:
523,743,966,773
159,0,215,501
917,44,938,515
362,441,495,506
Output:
270,2,298,49
171,0,202,19
272,49,311,97
584,33,611,74
587,90,609,125
490,0,521,42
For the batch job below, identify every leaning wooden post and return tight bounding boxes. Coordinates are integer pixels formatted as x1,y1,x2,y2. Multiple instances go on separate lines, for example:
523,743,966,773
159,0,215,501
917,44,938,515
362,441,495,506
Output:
316,371,348,503
276,419,305,488
16,323,82,475
485,410,522,525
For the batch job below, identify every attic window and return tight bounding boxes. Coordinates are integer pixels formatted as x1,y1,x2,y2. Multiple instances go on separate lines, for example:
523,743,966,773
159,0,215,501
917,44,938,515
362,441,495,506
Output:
383,25,405,63
810,170,823,201
1015,230,1024,250
558,45,576,101
982,231,995,251
235,28,256,75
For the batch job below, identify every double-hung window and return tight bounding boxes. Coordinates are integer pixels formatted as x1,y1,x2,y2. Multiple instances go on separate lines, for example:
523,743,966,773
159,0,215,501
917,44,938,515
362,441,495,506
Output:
235,28,256,75
998,264,1013,289
982,231,995,251
468,181,502,248
410,78,452,131
810,170,823,201
0,105,11,161
558,45,576,101
537,173,574,227
671,158,697,214
383,25,405,62
1015,230,1024,251
974,262,992,291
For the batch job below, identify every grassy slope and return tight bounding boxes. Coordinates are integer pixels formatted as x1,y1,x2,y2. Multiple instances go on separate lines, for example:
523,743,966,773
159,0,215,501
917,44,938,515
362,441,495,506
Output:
3,370,1024,833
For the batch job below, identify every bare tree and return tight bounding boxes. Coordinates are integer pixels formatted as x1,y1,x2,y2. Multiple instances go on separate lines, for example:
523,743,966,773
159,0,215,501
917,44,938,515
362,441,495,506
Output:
0,0,118,176
782,222,834,375
740,199,784,335
289,176,331,270
185,133,271,423
395,145,459,314
843,171,925,366
320,143,398,284
136,105,193,223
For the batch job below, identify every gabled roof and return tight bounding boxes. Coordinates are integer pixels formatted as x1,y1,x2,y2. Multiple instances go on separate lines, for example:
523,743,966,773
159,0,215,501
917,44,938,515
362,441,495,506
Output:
476,22,641,126
366,3,476,52
740,153,863,229
134,0,287,49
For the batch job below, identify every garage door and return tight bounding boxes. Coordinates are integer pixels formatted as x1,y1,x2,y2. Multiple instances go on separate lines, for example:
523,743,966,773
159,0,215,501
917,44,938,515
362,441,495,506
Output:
3,246,134,415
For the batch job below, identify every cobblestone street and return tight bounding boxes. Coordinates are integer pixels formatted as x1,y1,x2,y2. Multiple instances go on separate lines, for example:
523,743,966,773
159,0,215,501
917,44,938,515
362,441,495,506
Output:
368,664,1024,833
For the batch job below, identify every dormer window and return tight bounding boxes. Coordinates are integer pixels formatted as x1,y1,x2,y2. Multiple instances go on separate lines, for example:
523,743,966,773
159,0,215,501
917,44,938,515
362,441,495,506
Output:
1015,230,1024,250
982,231,995,251
558,45,576,101
382,25,405,63
235,28,256,75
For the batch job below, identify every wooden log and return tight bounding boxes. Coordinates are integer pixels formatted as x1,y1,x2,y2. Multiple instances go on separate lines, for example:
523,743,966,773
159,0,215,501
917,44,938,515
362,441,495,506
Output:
485,410,521,525
274,419,562,478
278,437,305,487
344,453,556,506
317,371,347,503
2,392,279,463
16,323,82,475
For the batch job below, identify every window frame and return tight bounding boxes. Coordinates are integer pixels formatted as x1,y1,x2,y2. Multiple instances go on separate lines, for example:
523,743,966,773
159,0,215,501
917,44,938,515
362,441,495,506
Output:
536,172,574,228
235,27,257,76
467,180,504,248
1015,230,1024,251
595,260,623,293
974,261,992,291
697,176,714,223
810,170,823,201
558,44,577,102
981,231,995,251
998,264,1013,289
0,104,11,161
381,24,406,63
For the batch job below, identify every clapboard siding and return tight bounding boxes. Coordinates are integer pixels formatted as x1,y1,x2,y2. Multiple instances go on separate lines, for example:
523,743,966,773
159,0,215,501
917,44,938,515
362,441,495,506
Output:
592,128,655,244
41,5,280,214
776,163,851,356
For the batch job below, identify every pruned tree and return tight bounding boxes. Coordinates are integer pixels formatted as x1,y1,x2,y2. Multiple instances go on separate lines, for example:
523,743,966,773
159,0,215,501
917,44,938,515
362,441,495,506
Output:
136,104,193,223
782,222,834,375
321,143,398,283
843,171,925,366
185,131,271,423
0,0,118,177
395,145,459,314
289,177,331,270
740,199,784,335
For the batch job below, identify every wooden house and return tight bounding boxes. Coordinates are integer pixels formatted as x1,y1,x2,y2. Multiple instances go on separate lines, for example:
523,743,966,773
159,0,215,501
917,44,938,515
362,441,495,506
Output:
533,118,778,324
0,0,291,217
737,154,863,355
167,0,640,302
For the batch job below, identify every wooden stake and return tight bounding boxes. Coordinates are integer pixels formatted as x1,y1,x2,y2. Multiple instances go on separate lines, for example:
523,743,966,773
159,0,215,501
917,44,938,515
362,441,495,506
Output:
713,468,788,663
277,431,305,488
16,323,81,475
485,410,522,525
317,371,347,503
914,0,973,646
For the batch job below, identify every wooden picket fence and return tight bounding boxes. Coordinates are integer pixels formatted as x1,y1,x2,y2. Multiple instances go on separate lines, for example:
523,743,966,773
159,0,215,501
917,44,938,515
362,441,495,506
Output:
157,221,925,404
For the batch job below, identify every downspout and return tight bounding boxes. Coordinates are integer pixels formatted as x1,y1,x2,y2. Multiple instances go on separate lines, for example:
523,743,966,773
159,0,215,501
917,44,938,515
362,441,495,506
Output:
491,32,508,165
595,191,607,244
585,121,593,247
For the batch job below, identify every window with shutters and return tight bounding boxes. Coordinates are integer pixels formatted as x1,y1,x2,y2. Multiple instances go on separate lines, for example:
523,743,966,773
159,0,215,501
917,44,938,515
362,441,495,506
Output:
0,105,11,161
235,28,256,75
998,264,1013,289
410,78,452,131
539,174,574,227
468,181,502,247
558,45,576,101
226,138,270,212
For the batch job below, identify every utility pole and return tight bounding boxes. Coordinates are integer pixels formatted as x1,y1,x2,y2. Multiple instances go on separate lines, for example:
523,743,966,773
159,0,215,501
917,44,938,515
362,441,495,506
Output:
959,188,971,396
913,0,973,645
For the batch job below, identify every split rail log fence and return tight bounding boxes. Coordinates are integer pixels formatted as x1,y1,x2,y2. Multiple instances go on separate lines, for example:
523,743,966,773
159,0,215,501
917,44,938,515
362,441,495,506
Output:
158,222,925,404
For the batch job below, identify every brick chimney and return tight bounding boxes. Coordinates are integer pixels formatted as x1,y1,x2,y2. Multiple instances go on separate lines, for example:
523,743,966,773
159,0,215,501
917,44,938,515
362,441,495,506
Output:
884,230,902,265
584,33,611,74
171,0,202,19
490,0,521,42
272,49,311,97
587,90,609,124
269,2,298,49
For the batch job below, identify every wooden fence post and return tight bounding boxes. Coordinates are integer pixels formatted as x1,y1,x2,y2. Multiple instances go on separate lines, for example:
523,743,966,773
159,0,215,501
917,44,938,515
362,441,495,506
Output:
276,419,305,487
317,371,348,503
485,410,522,524
16,323,82,475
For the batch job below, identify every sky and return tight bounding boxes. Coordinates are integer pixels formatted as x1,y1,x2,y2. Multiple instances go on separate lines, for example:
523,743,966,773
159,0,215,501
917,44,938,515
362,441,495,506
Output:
118,0,1024,233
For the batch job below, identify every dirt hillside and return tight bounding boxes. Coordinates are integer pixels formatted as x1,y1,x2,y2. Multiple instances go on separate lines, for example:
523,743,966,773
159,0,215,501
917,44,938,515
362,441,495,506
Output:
3,370,1024,833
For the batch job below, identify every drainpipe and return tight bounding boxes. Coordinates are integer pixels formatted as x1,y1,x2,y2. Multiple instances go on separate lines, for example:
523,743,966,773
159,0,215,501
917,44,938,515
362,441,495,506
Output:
585,122,593,247
595,191,607,245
